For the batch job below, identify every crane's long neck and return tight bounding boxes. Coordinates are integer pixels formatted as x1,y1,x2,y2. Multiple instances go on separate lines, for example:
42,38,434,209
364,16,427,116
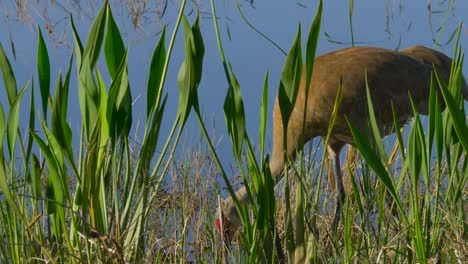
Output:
228,152,285,205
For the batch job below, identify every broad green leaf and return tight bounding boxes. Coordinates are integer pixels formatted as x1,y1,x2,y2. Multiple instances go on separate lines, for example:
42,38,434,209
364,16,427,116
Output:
391,102,406,160
62,53,73,116
223,65,245,158
427,75,436,157
435,66,468,152
246,138,261,195
96,70,109,162
263,157,275,221
347,118,406,223
107,50,127,134
51,73,72,155
42,124,66,182
104,4,125,78
277,82,292,130
441,45,464,146
70,14,83,69
31,155,42,199
408,118,422,184
78,62,99,139
85,118,107,232
190,15,205,100
37,27,51,121
278,24,302,128
147,26,167,118
257,157,275,231
81,126,101,223
305,0,322,90
30,131,64,216
51,55,75,172
282,23,303,99
365,73,386,160
7,83,28,159
408,92,429,182
324,79,343,145
26,78,35,162
408,115,427,261
177,15,204,126
0,42,17,104
83,1,107,70
176,33,193,126
114,57,132,138
77,1,108,139
443,111,457,145
247,138,263,196
142,95,167,163
104,6,132,141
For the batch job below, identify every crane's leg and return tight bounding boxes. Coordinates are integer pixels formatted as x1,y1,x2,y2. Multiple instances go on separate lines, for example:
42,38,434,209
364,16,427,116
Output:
328,145,346,231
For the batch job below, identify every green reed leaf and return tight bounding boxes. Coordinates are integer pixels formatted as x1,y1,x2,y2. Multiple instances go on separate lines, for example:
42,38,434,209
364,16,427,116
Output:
223,65,245,158
37,27,50,121
31,155,42,199
435,65,468,152
177,15,204,126
305,0,322,90
347,118,406,223
83,1,107,70
147,26,166,118
104,4,125,78
0,42,17,105
70,14,83,68
278,24,302,127
7,83,28,159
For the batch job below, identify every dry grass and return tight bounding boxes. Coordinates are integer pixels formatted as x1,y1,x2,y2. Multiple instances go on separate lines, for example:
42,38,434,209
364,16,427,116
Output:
144,143,221,262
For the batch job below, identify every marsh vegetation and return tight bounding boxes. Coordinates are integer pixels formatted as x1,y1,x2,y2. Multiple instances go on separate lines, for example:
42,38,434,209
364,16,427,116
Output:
0,0,466,263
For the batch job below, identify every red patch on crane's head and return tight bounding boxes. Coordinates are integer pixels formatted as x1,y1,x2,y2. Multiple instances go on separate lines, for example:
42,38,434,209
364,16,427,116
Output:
215,218,222,232
215,210,237,242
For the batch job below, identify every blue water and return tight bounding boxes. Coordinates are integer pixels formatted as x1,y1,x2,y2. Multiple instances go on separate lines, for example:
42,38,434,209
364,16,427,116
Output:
0,0,467,169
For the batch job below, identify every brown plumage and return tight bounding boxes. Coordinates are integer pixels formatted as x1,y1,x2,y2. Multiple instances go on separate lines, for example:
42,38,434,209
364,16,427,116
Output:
216,46,468,240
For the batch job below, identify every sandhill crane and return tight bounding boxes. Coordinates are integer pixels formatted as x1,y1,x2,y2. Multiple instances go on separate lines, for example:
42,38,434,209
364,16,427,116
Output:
216,46,468,240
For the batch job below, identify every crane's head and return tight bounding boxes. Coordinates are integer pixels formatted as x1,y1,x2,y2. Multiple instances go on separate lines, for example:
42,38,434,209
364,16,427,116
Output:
215,197,242,242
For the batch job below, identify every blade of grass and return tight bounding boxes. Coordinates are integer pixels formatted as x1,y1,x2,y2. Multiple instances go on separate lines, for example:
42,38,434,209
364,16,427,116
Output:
37,26,50,122
6,83,28,161
347,118,407,225
0,42,17,105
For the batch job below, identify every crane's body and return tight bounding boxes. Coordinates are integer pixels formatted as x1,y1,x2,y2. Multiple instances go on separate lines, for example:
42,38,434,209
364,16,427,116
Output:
217,46,468,239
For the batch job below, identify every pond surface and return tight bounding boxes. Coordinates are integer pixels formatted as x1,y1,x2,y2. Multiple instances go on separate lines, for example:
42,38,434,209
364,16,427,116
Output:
0,0,467,169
